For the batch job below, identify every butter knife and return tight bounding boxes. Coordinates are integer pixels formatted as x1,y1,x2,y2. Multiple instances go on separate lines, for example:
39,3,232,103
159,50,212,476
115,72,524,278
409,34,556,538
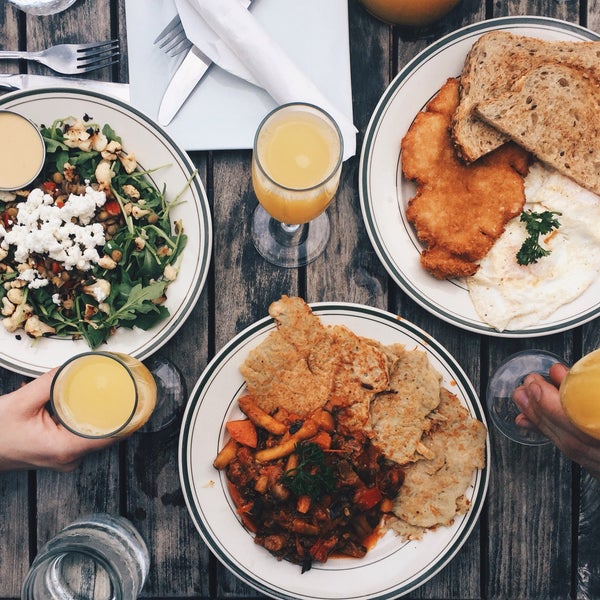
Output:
0,74,130,101
158,45,212,126
158,0,253,126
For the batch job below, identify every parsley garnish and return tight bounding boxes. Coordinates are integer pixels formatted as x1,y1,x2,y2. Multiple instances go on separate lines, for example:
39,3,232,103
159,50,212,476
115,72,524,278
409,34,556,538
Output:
516,210,561,266
280,442,336,500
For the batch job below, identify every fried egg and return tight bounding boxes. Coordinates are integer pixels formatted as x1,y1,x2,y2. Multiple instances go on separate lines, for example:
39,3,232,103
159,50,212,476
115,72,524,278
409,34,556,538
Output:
467,162,600,331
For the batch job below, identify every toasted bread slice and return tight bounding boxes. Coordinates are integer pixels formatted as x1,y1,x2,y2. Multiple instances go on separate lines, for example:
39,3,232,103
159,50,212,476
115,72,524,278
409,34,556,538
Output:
452,31,600,163
475,63,600,195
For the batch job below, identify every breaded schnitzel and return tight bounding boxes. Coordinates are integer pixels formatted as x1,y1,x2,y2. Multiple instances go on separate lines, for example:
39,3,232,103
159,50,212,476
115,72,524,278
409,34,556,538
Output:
402,77,531,279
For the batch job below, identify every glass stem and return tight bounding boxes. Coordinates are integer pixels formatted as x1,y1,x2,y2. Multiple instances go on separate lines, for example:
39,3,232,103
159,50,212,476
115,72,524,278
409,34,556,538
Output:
269,218,308,247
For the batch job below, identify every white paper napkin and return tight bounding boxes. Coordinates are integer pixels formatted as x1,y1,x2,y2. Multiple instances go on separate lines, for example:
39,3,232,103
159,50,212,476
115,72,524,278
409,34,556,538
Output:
175,0,357,159
174,0,257,86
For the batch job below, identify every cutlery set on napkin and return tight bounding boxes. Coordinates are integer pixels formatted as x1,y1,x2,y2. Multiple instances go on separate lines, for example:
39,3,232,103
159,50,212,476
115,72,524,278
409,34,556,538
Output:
126,0,355,154
2,0,355,157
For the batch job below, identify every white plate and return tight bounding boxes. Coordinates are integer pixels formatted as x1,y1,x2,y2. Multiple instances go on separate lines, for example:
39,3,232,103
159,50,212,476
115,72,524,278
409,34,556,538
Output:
179,302,490,600
359,17,600,338
0,89,212,377
125,0,354,152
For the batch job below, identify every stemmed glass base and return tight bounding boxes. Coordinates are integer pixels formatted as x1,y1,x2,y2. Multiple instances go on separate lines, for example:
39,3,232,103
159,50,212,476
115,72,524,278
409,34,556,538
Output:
251,204,330,268
139,355,186,434
486,350,563,446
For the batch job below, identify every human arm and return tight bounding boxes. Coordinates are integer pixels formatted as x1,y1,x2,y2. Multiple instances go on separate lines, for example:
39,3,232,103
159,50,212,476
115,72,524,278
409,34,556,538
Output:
0,370,115,472
513,363,600,480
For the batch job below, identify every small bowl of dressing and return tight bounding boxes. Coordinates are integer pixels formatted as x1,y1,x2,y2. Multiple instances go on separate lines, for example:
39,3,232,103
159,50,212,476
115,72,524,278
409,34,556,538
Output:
0,110,46,191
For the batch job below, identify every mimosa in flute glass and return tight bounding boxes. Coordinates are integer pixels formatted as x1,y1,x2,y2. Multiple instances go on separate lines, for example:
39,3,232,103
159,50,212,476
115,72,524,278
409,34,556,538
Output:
251,102,343,268
51,351,169,438
559,348,600,440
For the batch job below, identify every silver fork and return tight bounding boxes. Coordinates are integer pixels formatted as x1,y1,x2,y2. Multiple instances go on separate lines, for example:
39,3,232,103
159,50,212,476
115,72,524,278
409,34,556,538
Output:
0,40,119,75
153,15,192,57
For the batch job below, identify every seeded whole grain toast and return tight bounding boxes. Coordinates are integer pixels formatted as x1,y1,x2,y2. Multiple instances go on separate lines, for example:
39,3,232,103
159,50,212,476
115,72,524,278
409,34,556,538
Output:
452,30,600,163
475,63,600,196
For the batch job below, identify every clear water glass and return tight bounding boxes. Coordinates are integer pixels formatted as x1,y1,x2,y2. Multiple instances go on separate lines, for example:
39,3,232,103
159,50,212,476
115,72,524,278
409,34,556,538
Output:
21,513,149,599
7,0,78,16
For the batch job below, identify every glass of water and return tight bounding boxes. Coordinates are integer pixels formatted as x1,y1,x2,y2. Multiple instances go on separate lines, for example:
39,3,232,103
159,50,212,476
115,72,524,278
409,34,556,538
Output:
21,513,149,599
7,0,78,16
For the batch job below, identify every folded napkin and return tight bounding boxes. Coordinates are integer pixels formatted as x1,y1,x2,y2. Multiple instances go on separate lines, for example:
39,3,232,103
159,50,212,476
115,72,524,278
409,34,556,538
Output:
175,0,357,159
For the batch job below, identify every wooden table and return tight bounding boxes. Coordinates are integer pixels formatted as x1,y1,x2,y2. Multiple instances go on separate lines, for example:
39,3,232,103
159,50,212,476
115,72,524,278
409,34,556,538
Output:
1,0,600,598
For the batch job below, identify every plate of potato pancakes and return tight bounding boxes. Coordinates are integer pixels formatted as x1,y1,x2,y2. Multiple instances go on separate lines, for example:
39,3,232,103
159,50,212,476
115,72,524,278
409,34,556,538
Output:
179,297,489,600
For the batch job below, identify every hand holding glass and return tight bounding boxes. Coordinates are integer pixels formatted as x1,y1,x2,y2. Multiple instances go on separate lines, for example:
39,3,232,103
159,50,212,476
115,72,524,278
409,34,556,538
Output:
487,349,600,445
51,352,157,438
251,102,343,268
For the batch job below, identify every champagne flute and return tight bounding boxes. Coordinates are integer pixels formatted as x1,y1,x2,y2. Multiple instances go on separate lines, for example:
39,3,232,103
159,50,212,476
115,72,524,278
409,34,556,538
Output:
251,102,343,268
559,348,600,439
50,351,185,438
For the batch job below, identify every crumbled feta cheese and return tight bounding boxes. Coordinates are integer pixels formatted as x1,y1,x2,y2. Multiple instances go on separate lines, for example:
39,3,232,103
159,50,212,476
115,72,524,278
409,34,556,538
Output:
52,293,61,306
0,186,107,272
17,268,49,289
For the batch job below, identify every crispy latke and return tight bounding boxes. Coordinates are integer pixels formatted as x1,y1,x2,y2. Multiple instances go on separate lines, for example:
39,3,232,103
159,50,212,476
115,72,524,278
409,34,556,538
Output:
370,344,442,465
389,388,487,540
402,77,531,279
240,296,388,418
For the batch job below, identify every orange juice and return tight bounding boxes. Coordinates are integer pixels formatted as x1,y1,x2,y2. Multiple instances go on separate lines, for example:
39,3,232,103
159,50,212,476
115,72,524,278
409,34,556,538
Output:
252,104,343,225
359,0,461,26
51,352,157,438
0,110,46,190
560,349,600,439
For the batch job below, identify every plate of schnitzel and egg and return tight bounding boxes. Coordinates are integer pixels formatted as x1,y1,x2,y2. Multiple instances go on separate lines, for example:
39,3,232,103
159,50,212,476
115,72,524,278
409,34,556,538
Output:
359,16,600,337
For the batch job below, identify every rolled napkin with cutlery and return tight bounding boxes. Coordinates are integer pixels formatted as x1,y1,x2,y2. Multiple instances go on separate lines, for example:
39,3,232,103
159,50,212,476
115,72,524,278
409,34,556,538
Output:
175,0,357,159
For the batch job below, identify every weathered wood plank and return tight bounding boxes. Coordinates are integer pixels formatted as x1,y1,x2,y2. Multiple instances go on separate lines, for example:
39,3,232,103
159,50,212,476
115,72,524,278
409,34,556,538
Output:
0,369,30,597
576,321,600,600
210,150,298,598
126,155,212,598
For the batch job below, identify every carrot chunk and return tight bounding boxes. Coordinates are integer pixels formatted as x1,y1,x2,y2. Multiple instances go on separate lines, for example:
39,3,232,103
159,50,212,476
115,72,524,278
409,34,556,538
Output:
226,419,258,448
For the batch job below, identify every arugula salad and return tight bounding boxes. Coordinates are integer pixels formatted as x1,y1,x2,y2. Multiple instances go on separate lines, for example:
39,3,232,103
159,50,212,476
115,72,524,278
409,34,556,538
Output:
0,115,187,349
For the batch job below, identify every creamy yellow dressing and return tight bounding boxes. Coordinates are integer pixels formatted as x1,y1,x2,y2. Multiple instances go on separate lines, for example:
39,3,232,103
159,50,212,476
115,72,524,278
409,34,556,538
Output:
0,111,45,190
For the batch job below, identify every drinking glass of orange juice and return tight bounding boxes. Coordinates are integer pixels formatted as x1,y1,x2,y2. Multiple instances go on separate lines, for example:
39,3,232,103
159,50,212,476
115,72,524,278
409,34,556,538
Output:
559,349,600,440
357,0,461,27
51,352,158,438
251,102,344,268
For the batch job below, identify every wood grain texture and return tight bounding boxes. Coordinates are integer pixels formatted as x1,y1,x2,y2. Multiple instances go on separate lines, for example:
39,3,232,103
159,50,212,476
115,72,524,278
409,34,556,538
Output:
0,0,598,598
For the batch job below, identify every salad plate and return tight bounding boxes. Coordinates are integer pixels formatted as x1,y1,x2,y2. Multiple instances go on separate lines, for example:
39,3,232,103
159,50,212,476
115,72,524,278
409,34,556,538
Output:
179,302,490,600
0,88,212,377
359,16,600,338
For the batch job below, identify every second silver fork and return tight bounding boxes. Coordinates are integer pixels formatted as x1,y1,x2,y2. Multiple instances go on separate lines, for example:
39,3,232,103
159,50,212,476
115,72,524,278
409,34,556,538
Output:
0,40,119,75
